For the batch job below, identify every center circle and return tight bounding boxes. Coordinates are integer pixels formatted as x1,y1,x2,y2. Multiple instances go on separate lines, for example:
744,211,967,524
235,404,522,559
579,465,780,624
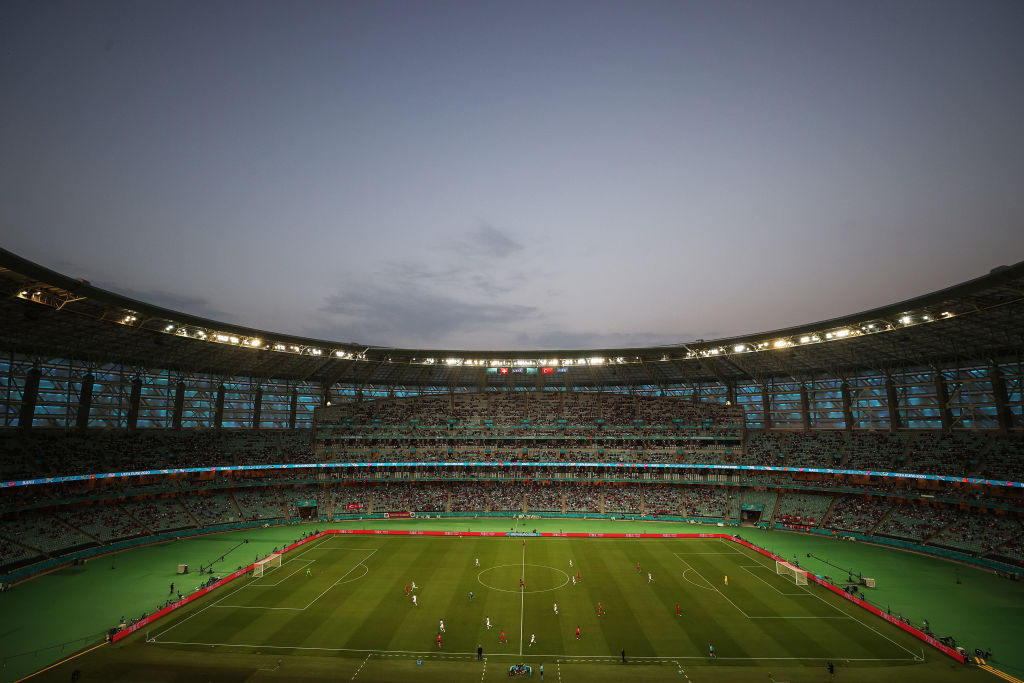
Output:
477,564,570,593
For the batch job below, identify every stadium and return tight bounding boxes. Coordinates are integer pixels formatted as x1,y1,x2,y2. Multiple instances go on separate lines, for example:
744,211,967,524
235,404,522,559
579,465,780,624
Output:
1,247,1023,683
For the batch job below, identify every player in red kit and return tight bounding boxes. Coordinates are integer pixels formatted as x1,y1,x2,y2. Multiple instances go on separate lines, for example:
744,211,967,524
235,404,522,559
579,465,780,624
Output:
575,626,581,639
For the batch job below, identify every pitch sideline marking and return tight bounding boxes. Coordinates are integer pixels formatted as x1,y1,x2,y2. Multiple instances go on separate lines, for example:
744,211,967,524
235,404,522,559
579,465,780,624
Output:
149,639,919,662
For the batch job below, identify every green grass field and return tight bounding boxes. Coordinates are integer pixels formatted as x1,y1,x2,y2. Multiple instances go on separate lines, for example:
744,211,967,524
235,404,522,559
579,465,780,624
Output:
22,529,1002,682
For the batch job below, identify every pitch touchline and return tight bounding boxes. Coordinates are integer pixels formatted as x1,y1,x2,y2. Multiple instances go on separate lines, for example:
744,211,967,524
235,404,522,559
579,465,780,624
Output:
148,640,919,662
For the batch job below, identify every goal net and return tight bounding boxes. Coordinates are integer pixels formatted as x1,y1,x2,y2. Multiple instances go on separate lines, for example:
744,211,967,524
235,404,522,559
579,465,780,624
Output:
252,553,282,578
775,560,808,585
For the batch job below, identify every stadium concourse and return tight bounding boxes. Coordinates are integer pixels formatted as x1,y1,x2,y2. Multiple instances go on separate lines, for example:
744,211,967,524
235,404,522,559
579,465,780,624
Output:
0,250,1023,681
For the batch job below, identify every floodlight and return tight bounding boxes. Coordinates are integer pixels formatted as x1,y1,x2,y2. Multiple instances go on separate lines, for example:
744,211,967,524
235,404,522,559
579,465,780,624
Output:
733,344,746,353
835,329,850,337
216,334,229,342
773,340,789,348
900,316,911,324
799,336,810,344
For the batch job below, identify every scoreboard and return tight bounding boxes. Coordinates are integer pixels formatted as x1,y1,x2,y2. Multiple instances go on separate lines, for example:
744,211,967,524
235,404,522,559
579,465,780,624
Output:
485,366,569,375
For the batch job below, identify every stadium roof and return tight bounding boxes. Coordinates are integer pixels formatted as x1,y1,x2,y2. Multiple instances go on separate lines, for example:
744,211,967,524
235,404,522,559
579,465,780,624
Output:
2,247,1023,389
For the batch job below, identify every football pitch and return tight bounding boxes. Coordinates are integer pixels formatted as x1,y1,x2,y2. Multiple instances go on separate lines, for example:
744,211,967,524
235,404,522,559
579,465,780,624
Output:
40,532,996,682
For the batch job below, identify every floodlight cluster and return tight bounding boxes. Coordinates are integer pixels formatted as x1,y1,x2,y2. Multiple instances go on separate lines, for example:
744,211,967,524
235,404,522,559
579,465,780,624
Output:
13,288,956,369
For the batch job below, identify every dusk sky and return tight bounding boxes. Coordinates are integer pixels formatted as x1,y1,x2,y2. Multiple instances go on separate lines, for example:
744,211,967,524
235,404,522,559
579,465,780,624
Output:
3,0,1023,350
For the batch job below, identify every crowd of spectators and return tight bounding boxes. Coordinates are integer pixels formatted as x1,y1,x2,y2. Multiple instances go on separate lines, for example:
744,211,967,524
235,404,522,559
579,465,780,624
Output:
684,488,727,518
121,498,195,533
603,484,643,514
826,497,891,534
774,493,833,527
842,432,908,470
876,504,959,542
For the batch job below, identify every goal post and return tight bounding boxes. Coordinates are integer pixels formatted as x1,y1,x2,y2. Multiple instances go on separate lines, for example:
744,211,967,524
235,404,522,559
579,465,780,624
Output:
775,560,808,585
252,553,282,578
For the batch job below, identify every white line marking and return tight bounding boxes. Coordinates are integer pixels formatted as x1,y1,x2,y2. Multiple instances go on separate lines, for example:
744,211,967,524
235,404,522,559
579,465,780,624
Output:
149,536,334,640
303,549,377,610
150,640,919,662
672,554,750,617
739,564,812,597
679,567,716,591
518,541,526,656
215,558,371,610
252,559,314,587
350,652,371,680
727,542,920,657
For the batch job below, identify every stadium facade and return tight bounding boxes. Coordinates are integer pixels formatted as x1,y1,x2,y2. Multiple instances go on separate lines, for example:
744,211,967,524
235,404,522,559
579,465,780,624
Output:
2,248,1023,432
1,247,1023,583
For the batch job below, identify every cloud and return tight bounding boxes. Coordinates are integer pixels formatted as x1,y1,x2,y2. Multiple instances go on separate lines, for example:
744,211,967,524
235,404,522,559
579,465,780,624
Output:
98,282,231,321
32,257,231,322
314,282,538,347
464,224,525,258
515,329,687,351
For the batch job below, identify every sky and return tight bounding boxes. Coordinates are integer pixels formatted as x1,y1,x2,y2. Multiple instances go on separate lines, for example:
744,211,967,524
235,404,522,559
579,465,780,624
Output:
2,0,1023,351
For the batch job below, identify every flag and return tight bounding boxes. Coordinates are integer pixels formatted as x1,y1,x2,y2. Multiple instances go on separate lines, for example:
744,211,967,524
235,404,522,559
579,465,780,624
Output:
499,367,509,375
541,367,554,375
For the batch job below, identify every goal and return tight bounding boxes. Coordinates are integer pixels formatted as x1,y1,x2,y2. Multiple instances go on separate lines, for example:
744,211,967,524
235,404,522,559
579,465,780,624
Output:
252,553,282,578
775,560,808,585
